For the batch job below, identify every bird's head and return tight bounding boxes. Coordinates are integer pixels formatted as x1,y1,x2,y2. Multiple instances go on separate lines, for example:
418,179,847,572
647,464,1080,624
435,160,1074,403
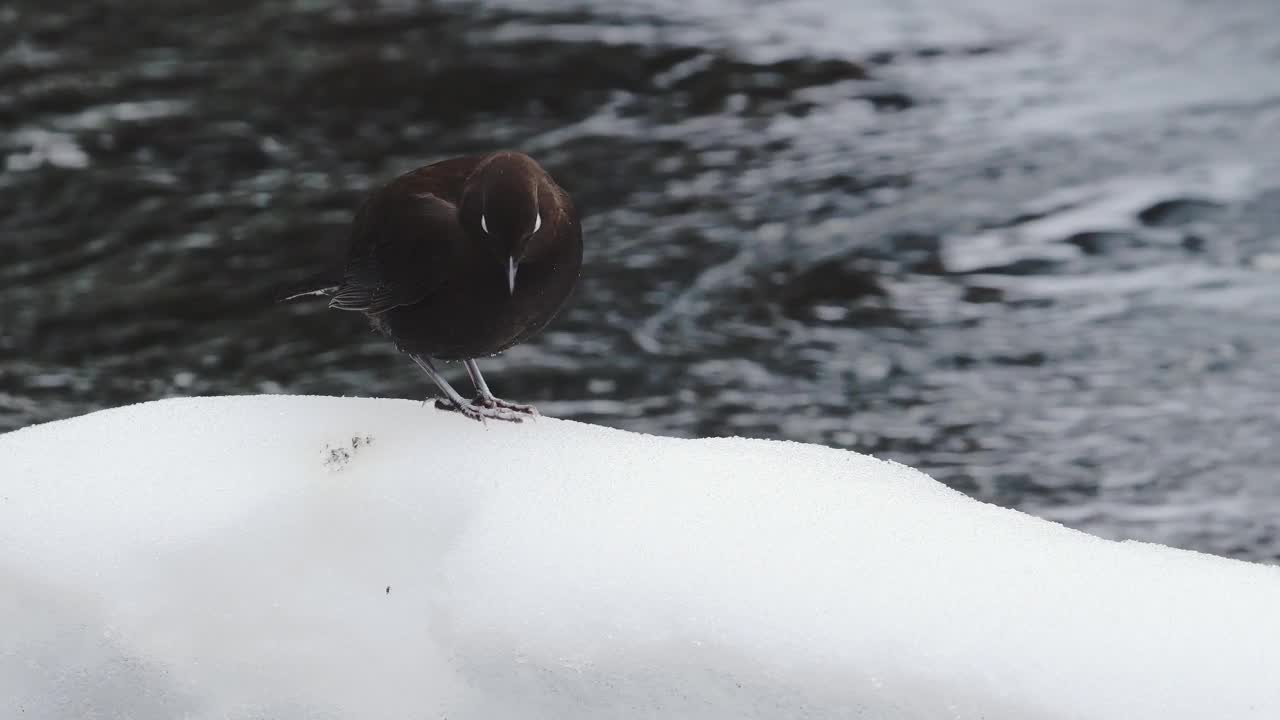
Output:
461,152,550,295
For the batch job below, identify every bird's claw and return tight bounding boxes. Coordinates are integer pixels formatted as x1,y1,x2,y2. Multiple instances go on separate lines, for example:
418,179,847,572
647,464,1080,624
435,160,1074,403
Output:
471,395,539,417
434,397,524,423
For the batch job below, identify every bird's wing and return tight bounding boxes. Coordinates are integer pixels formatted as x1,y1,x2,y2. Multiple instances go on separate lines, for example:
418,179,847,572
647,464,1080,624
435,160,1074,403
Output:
329,190,459,314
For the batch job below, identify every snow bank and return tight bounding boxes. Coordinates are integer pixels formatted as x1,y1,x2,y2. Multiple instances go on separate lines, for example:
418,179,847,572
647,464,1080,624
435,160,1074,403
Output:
1,395,1278,719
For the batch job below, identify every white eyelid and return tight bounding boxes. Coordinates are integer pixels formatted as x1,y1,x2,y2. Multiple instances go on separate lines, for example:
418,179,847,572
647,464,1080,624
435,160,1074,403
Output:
533,213,542,233
480,214,489,234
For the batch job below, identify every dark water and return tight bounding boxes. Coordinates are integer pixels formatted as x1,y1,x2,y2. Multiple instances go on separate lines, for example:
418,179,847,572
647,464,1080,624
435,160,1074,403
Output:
3,0,1279,561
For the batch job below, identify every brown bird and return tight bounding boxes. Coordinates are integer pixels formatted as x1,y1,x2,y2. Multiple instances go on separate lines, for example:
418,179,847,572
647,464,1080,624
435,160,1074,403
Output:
282,151,583,422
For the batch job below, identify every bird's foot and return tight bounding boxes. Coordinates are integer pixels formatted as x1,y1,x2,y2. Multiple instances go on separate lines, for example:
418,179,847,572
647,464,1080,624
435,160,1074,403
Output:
472,395,539,417
433,397,525,423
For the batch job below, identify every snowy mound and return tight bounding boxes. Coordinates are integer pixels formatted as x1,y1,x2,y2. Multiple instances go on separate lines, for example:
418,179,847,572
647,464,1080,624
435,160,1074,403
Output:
2,396,1278,720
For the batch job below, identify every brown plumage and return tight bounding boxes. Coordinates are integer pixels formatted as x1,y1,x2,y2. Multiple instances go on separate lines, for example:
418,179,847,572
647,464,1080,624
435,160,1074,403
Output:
283,151,583,422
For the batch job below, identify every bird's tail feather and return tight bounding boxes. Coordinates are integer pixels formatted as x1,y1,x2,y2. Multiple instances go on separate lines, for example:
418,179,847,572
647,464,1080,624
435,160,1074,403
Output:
275,270,342,303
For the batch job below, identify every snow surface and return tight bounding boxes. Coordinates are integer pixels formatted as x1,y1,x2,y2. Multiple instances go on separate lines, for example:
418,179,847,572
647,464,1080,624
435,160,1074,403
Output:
1,395,1278,719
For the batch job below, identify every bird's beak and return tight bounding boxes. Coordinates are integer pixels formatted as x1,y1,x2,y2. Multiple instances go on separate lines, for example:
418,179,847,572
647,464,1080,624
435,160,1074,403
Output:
507,256,518,295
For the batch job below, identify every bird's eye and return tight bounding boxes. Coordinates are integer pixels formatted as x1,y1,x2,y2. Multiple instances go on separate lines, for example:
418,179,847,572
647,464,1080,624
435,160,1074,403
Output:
533,213,542,234
480,214,489,234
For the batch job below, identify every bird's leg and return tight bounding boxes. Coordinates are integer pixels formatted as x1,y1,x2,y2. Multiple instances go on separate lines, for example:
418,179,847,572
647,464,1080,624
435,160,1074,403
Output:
409,354,523,423
463,358,539,416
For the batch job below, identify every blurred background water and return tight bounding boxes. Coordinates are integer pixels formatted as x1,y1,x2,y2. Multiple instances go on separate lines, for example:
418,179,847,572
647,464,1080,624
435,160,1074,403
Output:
3,0,1279,561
